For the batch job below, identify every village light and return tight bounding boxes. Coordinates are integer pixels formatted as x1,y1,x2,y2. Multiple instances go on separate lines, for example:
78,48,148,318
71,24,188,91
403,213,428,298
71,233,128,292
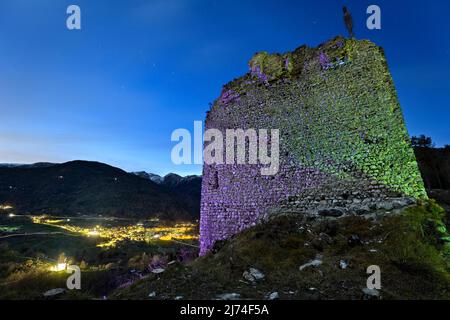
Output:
87,230,100,236
50,262,67,272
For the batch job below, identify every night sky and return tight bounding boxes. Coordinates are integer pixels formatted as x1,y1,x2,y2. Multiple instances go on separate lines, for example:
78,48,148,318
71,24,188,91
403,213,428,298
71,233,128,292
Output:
1,0,449,175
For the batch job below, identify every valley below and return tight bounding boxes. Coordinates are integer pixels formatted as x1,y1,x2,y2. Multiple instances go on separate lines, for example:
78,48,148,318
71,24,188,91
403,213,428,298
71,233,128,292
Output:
0,212,199,299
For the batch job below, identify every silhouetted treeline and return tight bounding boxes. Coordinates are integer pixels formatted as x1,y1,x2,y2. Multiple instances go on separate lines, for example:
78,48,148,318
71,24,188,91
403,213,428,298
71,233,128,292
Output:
412,136,450,207
411,134,435,148
414,143,450,190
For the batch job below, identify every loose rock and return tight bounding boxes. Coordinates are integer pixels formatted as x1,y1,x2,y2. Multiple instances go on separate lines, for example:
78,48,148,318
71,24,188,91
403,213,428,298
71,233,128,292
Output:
339,259,349,269
299,255,323,271
216,293,241,300
362,288,380,299
249,268,265,280
151,268,165,274
243,268,265,282
267,292,279,300
43,288,66,297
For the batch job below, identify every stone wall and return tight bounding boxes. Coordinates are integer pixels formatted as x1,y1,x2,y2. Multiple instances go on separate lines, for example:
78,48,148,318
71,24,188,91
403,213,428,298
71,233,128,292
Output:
200,36,427,255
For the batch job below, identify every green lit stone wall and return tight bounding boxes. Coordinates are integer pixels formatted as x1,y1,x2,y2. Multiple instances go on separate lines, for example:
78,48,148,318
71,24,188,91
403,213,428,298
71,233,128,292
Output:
281,38,426,198
221,36,426,199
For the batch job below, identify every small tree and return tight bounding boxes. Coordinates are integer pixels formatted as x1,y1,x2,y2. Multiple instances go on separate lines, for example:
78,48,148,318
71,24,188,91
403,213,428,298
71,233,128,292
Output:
79,260,87,269
57,252,67,264
411,135,434,148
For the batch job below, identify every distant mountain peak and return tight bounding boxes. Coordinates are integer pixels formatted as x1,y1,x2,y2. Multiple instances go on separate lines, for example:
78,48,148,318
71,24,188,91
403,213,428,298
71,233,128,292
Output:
131,171,201,186
132,171,164,184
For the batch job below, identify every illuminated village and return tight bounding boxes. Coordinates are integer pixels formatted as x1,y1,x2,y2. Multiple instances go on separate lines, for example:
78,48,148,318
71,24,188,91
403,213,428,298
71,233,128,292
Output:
30,216,198,248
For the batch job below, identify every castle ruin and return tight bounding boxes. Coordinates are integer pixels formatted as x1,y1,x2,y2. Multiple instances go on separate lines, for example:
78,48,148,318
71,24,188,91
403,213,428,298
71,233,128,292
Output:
200,37,427,255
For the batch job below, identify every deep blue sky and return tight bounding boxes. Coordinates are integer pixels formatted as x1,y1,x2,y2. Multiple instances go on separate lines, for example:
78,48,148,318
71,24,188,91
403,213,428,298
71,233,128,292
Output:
1,0,449,175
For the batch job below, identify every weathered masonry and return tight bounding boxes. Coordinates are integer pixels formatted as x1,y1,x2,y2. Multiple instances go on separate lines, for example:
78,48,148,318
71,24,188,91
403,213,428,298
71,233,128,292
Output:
200,36,427,255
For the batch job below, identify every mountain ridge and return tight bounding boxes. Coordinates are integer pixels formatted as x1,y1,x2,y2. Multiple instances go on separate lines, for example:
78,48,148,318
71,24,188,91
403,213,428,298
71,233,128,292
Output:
0,160,201,221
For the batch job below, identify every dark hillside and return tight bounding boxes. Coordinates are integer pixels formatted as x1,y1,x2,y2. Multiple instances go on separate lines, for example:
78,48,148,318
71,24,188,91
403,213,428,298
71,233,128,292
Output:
0,161,194,220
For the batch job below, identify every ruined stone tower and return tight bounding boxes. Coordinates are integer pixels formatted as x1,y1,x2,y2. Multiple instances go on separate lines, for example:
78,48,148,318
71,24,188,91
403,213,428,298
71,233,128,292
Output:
200,37,427,255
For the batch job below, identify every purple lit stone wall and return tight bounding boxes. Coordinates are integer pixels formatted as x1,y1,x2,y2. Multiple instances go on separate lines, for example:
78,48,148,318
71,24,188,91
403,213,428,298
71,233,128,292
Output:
200,162,330,253
199,37,427,255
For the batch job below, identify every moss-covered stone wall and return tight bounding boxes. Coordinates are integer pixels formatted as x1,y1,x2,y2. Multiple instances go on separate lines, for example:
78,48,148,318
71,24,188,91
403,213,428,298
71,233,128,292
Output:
200,36,427,255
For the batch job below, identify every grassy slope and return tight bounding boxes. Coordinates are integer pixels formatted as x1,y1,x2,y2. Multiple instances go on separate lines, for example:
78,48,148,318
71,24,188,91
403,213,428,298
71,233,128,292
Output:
113,201,450,300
